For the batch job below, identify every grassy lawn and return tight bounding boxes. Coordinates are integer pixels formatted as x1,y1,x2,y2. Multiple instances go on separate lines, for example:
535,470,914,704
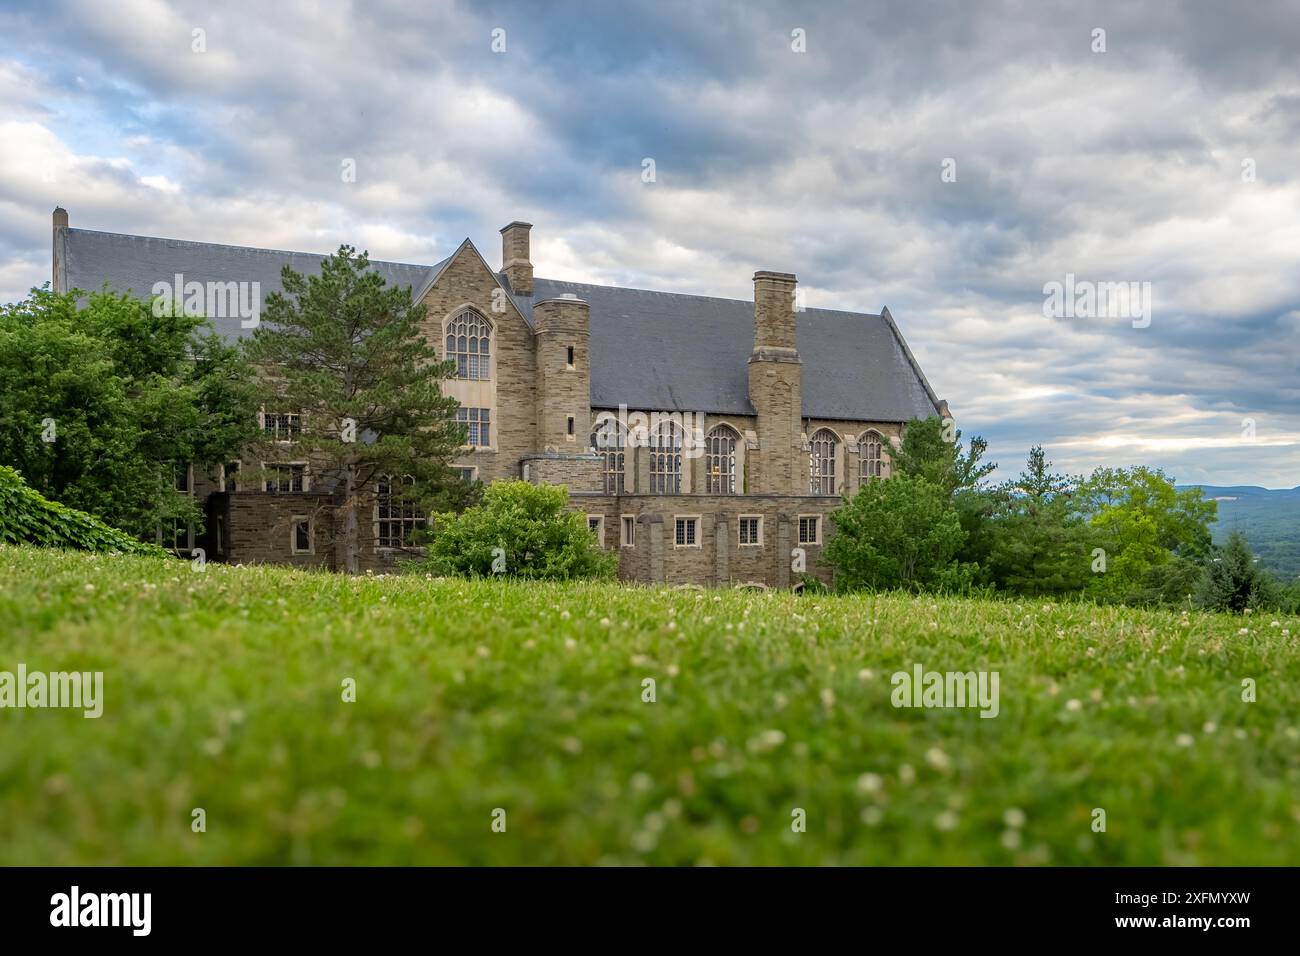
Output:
1,544,1298,866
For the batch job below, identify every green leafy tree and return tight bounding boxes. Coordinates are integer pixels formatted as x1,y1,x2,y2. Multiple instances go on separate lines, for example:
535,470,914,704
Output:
244,247,468,573
414,480,617,580
0,285,256,539
1079,466,1217,605
825,473,967,591
986,447,1094,595
1197,531,1274,612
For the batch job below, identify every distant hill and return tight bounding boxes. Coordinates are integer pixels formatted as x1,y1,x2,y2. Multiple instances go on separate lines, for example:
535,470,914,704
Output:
1181,485,1300,580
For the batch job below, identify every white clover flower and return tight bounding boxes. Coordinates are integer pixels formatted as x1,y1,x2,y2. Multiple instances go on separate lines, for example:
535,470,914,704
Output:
934,810,959,831
856,772,883,794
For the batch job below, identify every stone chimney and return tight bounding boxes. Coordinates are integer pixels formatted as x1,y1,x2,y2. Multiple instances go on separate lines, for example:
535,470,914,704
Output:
747,271,803,494
751,271,798,353
52,207,69,294
499,220,533,296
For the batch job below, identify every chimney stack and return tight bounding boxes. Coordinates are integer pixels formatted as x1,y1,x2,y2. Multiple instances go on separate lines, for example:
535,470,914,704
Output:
751,271,798,354
499,221,533,296
746,270,803,494
52,207,69,294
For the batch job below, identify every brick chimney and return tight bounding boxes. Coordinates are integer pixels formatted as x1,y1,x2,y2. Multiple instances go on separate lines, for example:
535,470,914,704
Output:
52,207,69,294
747,271,803,494
499,220,533,296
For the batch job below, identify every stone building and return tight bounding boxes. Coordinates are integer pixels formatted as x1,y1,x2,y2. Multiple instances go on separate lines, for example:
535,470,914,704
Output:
52,208,949,586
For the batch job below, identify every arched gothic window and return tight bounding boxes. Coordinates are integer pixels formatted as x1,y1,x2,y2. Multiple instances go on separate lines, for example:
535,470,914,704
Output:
650,420,683,494
706,425,739,494
809,428,838,495
860,431,884,481
445,310,492,380
590,418,627,494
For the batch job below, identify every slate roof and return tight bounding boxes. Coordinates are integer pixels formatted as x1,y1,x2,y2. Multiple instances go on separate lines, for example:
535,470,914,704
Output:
60,227,941,422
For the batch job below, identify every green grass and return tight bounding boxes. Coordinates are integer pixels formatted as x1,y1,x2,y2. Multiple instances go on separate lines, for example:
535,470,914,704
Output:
1,545,1298,865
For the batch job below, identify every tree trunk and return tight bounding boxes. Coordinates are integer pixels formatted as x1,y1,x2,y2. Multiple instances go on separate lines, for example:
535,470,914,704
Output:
345,462,359,574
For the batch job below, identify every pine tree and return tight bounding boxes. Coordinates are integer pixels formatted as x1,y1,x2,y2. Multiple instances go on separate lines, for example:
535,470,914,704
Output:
1197,531,1269,612
244,247,466,573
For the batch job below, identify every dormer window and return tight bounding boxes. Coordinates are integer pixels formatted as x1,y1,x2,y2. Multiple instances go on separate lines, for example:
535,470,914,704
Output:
446,310,492,380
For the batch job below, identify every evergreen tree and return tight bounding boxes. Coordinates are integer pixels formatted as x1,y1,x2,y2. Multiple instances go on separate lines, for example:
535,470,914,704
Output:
244,247,466,573
1197,530,1272,612
986,447,1093,595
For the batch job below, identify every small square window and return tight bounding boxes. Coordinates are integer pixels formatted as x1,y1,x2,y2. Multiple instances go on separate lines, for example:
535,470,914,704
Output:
621,515,636,548
739,516,762,546
798,515,820,545
674,516,699,547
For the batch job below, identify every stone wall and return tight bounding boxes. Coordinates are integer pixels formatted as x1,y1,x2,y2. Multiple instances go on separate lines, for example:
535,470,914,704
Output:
419,245,537,484
574,492,839,588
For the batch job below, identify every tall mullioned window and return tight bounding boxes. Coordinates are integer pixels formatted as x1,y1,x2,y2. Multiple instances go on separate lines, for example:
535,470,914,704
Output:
446,310,492,380
705,426,738,494
861,431,884,480
457,407,491,447
650,420,683,494
590,418,626,494
376,475,425,548
809,429,837,495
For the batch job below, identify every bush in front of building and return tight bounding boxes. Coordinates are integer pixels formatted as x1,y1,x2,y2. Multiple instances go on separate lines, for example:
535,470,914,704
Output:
410,480,617,581
824,473,968,592
0,466,167,556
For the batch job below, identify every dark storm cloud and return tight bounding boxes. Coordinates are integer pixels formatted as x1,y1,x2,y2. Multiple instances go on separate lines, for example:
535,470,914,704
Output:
0,0,1296,484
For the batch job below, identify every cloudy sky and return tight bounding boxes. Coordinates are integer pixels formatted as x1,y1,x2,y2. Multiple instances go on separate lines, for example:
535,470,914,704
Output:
1,0,1297,487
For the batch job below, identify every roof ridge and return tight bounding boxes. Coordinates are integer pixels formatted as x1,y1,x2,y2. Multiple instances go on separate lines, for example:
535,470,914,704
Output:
67,227,437,270
533,275,885,319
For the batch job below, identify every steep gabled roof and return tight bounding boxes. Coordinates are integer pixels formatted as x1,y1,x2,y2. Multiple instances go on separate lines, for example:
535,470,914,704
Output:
62,227,442,342
513,278,939,421
60,226,941,422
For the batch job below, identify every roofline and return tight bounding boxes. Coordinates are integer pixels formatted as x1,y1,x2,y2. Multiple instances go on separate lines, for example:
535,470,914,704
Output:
879,305,943,415
529,275,889,320
65,227,437,270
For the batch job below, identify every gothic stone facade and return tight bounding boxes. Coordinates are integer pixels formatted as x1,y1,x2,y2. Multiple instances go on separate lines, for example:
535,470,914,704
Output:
53,210,950,586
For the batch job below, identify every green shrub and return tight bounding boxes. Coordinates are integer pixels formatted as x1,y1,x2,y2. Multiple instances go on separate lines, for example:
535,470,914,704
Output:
825,473,966,592
0,465,165,555
410,480,617,581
